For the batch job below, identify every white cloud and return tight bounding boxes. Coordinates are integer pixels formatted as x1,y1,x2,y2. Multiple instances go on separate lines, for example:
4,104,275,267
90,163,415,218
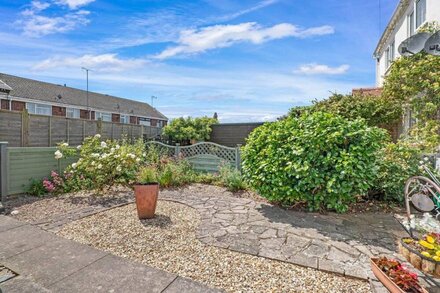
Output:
56,0,95,10
296,63,350,75
21,11,90,37
18,0,93,37
213,0,278,22
33,54,147,72
155,22,334,59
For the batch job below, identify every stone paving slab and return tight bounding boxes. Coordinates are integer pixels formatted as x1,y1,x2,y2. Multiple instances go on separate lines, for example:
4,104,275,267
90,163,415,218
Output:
0,225,59,260
0,216,221,293
0,276,51,293
2,238,108,287
49,254,177,293
0,216,25,233
163,277,224,293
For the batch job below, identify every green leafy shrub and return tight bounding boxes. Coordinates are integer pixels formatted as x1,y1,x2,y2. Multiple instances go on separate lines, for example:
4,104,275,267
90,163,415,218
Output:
137,166,158,183
218,164,247,192
163,116,218,143
310,93,402,128
374,141,422,202
57,135,146,191
26,179,47,197
242,111,388,212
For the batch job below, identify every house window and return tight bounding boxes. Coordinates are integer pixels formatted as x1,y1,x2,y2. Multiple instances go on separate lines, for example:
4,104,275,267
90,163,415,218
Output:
139,118,151,126
416,0,426,28
389,40,395,62
385,48,390,69
407,11,415,36
95,112,112,122
120,115,129,124
66,108,80,118
26,102,51,116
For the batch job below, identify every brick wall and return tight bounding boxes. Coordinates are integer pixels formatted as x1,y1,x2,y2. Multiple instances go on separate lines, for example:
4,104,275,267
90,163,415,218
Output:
11,101,25,111
150,119,157,127
130,116,139,124
52,106,66,116
112,113,120,123
1,99,9,110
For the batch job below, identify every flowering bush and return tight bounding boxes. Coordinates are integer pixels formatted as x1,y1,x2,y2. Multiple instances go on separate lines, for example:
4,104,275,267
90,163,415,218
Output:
56,134,146,191
373,257,424,292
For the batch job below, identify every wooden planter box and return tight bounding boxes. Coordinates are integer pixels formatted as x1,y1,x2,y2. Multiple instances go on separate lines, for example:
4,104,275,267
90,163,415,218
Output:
370,258,428,293
399,238,440,278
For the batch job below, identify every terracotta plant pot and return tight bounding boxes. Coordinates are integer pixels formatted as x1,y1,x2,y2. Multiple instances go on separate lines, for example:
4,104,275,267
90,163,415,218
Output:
370,258,429,293
134,183,159,219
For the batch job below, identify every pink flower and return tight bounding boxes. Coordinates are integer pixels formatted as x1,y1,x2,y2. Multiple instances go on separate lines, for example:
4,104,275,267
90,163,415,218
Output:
43,179,55,192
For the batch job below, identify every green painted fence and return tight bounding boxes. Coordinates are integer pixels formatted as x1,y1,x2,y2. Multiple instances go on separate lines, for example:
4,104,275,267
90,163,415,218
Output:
146,141,241,173
1,144,77,197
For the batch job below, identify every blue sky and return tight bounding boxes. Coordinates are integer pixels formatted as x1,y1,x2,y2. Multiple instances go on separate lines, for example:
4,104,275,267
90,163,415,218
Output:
0,0,398,122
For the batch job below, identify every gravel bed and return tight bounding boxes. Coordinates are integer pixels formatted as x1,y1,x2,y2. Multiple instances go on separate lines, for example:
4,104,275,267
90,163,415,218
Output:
58,201,370,293
6,186,133,223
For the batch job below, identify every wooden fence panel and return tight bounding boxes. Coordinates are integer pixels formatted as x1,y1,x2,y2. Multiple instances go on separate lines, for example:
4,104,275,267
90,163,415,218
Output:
68,119,84,146
0,110,162,147
101,122,113,140
51,116,68,146
0,111,22,146
28,115,50,147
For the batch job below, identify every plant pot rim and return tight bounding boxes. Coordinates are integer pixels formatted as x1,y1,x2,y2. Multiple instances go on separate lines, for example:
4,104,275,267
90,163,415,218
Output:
134,182,159,186
370,258,428,293
401,237,440,264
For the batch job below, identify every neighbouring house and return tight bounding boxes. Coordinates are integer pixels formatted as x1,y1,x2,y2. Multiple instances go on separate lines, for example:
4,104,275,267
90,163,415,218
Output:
0,73,168,127
373,0,439,87
353,0,439,138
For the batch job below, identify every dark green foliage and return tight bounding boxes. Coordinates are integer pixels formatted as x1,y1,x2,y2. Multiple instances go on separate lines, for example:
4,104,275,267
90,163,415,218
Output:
310,93,402,127
218,164,247,192
26,179,47,197
163,116,218,143
374,141,421,202
242,112,389,212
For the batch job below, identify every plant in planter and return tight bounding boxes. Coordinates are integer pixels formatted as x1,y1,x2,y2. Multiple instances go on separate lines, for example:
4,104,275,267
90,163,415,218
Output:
399,233,440,277
370,257,427,293
134,166,159,219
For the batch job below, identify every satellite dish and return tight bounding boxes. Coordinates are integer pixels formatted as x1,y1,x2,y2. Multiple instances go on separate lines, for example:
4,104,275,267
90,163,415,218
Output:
424,31,440,56
398,32,432,56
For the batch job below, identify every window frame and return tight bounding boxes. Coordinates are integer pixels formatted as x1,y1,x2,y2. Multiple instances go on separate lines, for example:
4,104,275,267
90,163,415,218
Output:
66,107,80,119
120,114,129,124
26,102,52,116
95,111,112,122
139,117,151,126
415,0,426,29
407,11,415,37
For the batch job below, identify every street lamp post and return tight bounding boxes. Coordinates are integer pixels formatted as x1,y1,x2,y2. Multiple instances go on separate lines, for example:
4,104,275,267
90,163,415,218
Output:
81,67,91,119
151,95,158,108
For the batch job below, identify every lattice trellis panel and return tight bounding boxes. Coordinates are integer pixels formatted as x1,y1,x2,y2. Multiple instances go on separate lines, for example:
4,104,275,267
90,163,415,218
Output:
180,142,236,165
146,141,176,157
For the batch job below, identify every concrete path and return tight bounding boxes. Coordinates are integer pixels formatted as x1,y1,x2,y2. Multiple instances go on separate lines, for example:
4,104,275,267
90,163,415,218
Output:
0,215,221,293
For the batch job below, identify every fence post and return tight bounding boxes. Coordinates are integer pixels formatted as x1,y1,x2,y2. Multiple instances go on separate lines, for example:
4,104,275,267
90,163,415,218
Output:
175,143,180,158
97,119,102,135
0,142,8,210
66,119,70,143
235,144,242,171
48,116,52,146
21,109,30,147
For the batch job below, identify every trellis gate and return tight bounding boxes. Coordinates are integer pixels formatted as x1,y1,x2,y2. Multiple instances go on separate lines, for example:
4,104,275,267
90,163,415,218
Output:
146,141,241,172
